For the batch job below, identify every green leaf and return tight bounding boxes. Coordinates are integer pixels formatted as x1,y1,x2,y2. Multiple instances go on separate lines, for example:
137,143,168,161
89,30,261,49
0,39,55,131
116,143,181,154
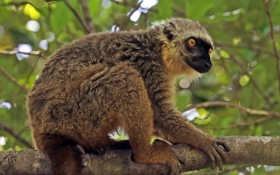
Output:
9,29,34,45
219,50,230,59
175,91,191,111
156,0,173,19
28,0,48,8
254,126,263,136
186,0,213,19
50,1,76,35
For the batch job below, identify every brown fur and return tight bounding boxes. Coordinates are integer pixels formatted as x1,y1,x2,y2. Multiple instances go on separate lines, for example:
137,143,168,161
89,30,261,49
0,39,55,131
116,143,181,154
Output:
27,18,229,175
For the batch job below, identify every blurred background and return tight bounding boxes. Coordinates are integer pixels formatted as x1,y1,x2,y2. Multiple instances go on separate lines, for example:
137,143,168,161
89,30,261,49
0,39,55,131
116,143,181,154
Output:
0,0,280,174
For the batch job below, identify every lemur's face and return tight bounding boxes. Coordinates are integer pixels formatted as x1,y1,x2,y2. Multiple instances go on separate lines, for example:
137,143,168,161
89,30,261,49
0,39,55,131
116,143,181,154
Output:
159,18,214,79
181,36,213,73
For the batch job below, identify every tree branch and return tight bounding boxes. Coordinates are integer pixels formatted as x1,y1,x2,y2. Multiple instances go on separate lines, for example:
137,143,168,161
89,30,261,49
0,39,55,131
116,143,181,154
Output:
79,0,95,33
221,47,273,107
0,0,53,7
0,2,29,7
117,0,143,30
215,42,275,56
263,0,280,93
211,116,273,130
172,5,187,17
0,136,279,175
0,50,45,59
0,67,29,92
0,122,33,148
183,101,280,119
63,0,91,33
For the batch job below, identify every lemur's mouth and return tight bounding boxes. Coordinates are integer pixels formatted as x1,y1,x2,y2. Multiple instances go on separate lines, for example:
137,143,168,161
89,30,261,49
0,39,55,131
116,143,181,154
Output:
184,56,212,73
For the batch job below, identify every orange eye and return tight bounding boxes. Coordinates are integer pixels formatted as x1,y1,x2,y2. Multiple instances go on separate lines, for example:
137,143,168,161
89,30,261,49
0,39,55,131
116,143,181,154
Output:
188,38,196,47
208,48,213,55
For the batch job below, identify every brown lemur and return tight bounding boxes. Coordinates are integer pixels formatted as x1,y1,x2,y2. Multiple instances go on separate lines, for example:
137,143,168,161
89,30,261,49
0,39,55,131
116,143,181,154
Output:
27,18,230,175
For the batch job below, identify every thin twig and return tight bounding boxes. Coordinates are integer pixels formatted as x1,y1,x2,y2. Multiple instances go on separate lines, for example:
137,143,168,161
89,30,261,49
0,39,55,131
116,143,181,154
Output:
111,0,158,13
118,0,143,29
12,125,30,149
0,50,45,59
211,116,273,130
0,0,53,7
24,56,41,85
0,67,28,92
112,0,132,6
0,49,45,89
63,0,91,33
264,0,280,93
172,5,187,17
220,47,272,106
183,101,280,118
209,50,241,102
190,165,248,175
215,42,275,56
0,122,33,148
0,2,29,7
79,0,95,33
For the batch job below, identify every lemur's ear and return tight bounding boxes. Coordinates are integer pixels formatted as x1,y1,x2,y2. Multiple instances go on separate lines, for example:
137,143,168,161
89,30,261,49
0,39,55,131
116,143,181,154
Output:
163,22,176,41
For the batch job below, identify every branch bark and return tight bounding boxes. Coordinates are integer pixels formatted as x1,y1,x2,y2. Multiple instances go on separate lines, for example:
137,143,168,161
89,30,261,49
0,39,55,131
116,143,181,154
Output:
0,122,33,149
63,0,91,33
263,0,280,93
0,136,279,175
79,0,95,33
0,67,29,92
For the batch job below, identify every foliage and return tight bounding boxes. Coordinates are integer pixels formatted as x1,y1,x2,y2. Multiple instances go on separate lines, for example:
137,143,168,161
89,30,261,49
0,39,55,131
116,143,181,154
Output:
0,0,280,174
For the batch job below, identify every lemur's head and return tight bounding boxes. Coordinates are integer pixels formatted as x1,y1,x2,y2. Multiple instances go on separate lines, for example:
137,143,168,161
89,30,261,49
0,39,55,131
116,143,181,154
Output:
155,18,213,81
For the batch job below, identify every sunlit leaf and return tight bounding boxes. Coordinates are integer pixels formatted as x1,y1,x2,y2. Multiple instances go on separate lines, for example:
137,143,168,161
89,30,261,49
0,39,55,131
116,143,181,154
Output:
24,4,40,20
239,75,250,86
219,50,230,59
197,108,209,119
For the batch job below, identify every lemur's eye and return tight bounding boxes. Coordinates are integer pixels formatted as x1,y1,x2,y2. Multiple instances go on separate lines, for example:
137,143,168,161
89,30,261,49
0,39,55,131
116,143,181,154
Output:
208,48,213,55
188,38,196,47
